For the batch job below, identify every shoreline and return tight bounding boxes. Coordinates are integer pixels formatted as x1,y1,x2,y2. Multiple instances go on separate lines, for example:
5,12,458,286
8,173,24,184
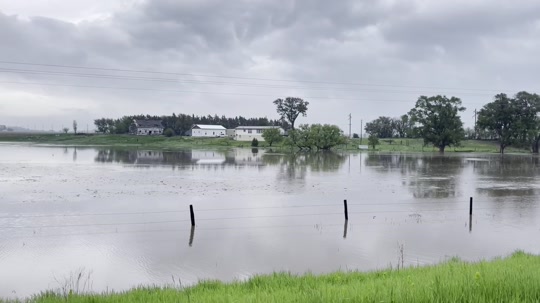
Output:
4,251,539,303
0,133,532,154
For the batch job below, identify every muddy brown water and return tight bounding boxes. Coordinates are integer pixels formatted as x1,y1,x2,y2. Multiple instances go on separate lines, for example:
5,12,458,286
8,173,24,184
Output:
1,144,539,298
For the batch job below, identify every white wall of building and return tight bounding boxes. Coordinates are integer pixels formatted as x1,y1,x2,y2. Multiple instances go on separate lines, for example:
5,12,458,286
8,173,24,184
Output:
234,127,284,141
190,128,226,137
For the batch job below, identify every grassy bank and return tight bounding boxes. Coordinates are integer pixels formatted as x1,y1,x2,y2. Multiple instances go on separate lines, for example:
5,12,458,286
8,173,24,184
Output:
6,252,540,303
346,137,530,153
0,133,531,153
0,133,260,150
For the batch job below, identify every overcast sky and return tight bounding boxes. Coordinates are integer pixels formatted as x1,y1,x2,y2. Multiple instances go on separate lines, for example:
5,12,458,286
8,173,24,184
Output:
1,0,540,132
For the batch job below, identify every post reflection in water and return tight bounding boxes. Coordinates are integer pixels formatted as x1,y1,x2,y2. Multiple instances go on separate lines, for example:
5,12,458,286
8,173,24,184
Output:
189,226,195,247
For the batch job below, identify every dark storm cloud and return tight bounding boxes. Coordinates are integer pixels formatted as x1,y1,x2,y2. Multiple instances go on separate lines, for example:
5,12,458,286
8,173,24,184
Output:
107,0,402,62
1,0,540,130
381,1,540,60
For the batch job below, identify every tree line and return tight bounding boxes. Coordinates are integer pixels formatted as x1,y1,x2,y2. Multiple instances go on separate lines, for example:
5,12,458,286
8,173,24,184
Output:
93,96,349,151
364,91,540,154
94,114,289,136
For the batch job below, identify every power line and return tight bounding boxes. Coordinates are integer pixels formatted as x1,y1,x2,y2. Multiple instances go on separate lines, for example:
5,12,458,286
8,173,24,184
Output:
0,67,506,96
0,81,496,105
0,60,526,92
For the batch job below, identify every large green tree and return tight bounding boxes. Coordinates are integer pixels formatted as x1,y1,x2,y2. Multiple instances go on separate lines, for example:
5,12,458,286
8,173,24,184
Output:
408,95,466,153
273,97,309,130
364,116,395,138
477,94,514,154
514,91,540,153
478,92,540,154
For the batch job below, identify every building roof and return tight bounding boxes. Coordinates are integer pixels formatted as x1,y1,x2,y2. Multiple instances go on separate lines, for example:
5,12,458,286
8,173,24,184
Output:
134,119,163,128
235,126,282,130
191,124,226,130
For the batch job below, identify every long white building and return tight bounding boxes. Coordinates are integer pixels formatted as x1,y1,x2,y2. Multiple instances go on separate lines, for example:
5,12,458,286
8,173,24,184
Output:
234,126,285,141
187,124,226,137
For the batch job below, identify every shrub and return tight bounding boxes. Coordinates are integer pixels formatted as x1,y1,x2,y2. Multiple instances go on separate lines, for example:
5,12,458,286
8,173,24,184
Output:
164,128,174,137
251,138,259,147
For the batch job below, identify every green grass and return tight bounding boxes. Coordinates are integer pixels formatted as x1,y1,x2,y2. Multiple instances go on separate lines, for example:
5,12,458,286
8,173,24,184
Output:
344,138,531,154
6,252,540,303
0,133,273,150
0,133,532,154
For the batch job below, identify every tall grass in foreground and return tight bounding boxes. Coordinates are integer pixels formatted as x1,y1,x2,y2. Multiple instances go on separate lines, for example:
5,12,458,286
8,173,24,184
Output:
5,251,540,303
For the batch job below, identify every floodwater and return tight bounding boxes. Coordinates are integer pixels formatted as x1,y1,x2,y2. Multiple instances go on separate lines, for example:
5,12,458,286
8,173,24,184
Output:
1,144,539,298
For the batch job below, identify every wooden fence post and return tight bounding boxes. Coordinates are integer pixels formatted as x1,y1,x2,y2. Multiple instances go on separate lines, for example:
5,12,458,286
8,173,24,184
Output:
344,199,349,221
190,204,195,226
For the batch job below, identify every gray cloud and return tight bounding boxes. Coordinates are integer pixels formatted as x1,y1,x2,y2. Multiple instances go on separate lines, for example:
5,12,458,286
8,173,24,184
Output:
1,0,540,131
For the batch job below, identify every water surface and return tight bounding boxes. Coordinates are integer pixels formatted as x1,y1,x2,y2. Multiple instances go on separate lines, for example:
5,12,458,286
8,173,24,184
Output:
1,145,539,298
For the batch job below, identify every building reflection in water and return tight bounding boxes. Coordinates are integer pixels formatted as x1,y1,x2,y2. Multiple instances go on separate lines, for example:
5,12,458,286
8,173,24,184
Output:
94,148,347,180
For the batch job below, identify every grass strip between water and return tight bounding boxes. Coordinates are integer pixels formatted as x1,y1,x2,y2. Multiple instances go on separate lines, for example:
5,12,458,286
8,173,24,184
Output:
5,251,540,303
0,133,531,153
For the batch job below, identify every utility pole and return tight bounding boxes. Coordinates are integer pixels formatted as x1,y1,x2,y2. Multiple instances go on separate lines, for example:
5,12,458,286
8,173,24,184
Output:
348,113,352,138
473,109,477,139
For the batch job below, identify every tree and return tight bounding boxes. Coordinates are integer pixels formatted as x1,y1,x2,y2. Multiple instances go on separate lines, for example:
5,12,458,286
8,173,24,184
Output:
285,125,313,150
94,118,109,133
309,124,347,150
408,95,466,153
62,127,69,134
353,133,359,138
73,120,78,134
365,116,395,138
368,134,379,149
514,91,540,153
285,124,346,151
393,115,414,138
251,138,259,147
477,92,540,154
262,128,283,147
273,97,309,130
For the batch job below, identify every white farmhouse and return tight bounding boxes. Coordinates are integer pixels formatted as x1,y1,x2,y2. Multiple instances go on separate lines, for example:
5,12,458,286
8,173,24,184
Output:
187,124,226,137
234,126,285,141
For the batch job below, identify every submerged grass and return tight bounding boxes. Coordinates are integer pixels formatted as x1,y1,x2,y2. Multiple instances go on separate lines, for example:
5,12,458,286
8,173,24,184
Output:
5,251,540,303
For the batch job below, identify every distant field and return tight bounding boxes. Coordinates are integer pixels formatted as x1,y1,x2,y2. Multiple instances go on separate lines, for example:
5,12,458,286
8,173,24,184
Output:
6,251,540,303
0,133,531,153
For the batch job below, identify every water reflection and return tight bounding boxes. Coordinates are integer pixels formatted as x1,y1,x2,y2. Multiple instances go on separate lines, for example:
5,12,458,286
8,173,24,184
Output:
365,154,464,198
3,145,540,299
472,155,540,197
93,149,347,177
